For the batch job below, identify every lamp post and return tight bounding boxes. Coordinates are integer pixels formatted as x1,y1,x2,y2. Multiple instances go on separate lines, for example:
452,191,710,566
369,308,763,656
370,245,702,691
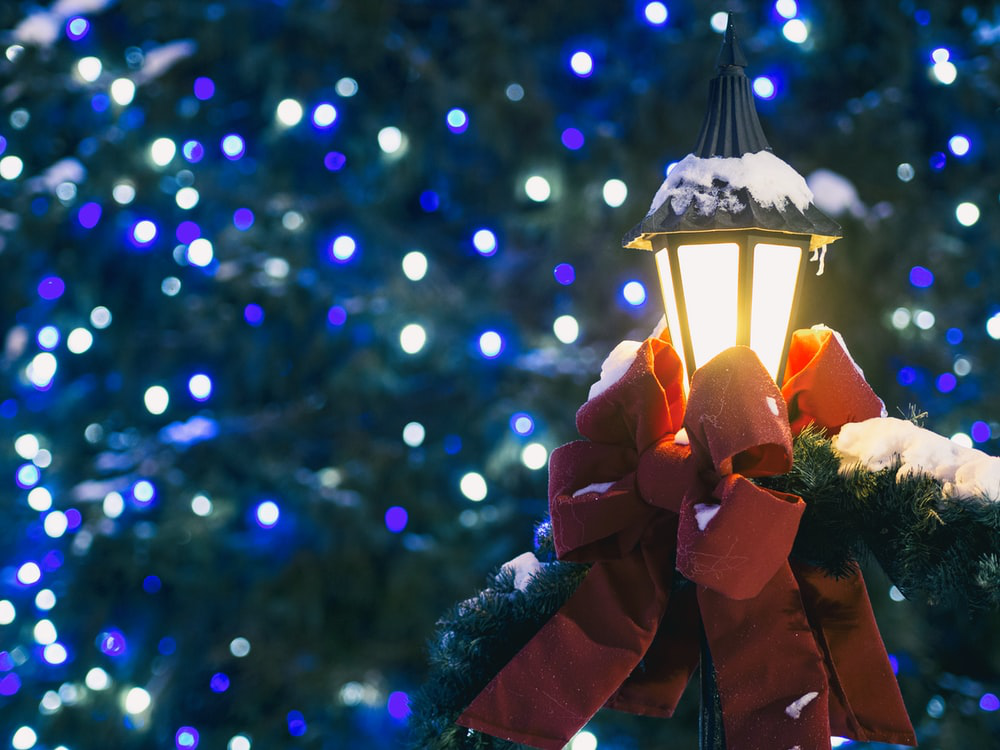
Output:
624,14,844,749
623,14,842,387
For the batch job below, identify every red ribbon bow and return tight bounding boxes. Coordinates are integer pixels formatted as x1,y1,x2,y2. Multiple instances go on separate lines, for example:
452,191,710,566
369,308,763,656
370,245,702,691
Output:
457,328,916,750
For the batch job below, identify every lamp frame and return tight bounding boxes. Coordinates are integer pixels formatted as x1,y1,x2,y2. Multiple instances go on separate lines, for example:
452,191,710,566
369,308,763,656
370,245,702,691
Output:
651,228,812,388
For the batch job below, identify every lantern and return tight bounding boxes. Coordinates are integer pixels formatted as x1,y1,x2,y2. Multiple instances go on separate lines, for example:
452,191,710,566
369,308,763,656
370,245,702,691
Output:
623,14,842,386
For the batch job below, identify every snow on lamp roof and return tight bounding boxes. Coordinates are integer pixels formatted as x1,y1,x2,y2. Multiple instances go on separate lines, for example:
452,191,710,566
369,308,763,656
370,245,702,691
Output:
624,13,842,252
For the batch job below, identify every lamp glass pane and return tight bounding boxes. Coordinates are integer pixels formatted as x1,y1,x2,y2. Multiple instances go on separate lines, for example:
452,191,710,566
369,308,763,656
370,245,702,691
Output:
677,242,739,369
654,248,689,383
749,242,802,379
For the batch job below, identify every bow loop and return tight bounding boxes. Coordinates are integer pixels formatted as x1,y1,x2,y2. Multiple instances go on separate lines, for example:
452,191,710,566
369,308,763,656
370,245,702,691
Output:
576,336,686,452
782,327,886,436
684,346,793,478
677,475,804,600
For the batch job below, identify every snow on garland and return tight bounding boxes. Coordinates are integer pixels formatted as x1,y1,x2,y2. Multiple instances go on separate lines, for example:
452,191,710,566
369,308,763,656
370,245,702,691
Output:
411,425,1000,749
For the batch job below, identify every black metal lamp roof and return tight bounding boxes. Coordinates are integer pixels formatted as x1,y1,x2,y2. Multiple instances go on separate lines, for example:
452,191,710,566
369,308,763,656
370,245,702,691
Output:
623,14,842,251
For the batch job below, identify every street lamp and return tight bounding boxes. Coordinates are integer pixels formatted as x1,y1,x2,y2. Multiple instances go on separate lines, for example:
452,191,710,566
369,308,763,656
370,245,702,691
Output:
623,14,842,386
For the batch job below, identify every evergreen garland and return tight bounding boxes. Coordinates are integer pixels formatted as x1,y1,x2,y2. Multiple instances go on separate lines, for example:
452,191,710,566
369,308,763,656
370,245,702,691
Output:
412,427,1000,748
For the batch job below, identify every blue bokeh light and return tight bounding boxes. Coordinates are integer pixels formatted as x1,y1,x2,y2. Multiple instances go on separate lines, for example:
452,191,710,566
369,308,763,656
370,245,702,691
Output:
980,693,1000,712
561,127,585,150
929,152,946,170
643,2,669,26
66,17,90,40
182,140,204,163
143,575,162,593
553,263,575,285
328,235,357,263
210,672,230,692
946,327,963,345
472,229,497,256
159,636,177,655
97,629,128,656
176,221,201,244
948,134,970,156
221,134,246,160
38,276,66,300
510,413,535,436
132,479,156,506
385,506,408,533
446,108,469,133
387,691,411,720
478,330,504,358
233,208,255,230
909,266,934,288
327,306,347,326
244,303,264,326
897,367,917,386
971,421,991,443
622,280,647,306
936,373,957,393
175,727,199,750
78,202,102,228
193,77,215,100
16,464,40,489
312,103,337,129
255,500,280,528
752,76,777,100
324,151,346,171
419,190,440,212
569,50,594,77
287,710,307,737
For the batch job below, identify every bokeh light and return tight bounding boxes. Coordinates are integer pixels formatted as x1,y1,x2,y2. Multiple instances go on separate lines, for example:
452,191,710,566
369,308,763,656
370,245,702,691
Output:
602,179,627,207
956,202,980,226
385,506,408,533
948,135,970,156
144,386,169,415
276,98,304,127
752,76,777,99
521,443,548,470
312,103,337,128
402,422,425,447
561,127,584,150
329,235,357,263
446,108,468,133
553,315,580,343
622,280,647,306
478,331,504,358
400,323,427,354
402,250,428,280
188,374,213,401
460,472,487,502
783,19,808,43
524,175,552,202
644,2,668,26
472,229,497,256
569,51,594,77
255,500,280,528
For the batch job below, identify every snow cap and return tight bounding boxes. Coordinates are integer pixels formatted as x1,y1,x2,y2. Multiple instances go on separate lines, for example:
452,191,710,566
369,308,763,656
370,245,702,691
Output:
624,13,841,252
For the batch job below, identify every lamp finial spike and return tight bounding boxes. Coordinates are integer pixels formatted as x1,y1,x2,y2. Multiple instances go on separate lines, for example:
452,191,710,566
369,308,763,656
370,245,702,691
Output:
717,12,749,69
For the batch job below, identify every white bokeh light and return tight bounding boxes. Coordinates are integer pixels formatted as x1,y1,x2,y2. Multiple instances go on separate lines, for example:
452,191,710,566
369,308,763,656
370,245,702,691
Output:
402,422,425,447
76,56,102,82
67,328,94,354
0,155,24,180
110,77,136,105
460,472,488,502
175,186,199,209
400,323,427,354
710,12,729,32
602,179,627,207
524,175,552,202
378,126,405,155
150,137,177,167
187,238,214,267
86,667,111,690
521,443,548,470
570,730,598,750
144,385,169,415
123,687,151,714
276,98,304,126
956,202,980,227
402,251,428,281
932,60,957,85
553,315,580,344
782,19,808,43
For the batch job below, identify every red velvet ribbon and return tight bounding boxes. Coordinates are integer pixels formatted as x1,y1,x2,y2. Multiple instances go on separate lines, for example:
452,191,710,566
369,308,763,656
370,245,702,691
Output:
457,329,915,750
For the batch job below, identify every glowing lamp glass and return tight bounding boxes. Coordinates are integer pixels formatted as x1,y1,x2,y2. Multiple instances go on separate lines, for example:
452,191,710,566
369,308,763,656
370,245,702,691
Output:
653,234,808,385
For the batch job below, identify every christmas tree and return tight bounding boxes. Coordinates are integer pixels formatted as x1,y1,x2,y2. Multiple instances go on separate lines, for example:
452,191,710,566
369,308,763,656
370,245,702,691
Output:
0,1,998,748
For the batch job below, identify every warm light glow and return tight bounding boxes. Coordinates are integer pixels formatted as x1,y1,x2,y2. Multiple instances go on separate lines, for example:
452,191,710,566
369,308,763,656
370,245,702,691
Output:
654,249,688,383
676,243,739,370
749,243,802,379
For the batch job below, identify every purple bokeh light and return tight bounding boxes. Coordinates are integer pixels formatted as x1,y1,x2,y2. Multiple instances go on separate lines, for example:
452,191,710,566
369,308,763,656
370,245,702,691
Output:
193,77,215,100
385,506,408,533
97,629,127,656
78,202,102,228
38,276,66,300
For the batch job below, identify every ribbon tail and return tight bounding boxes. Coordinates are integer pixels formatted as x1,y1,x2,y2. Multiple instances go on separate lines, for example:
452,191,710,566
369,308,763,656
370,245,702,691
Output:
457,525,674,749
791,560,917,745
607,580,701,717
699,564,831,750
